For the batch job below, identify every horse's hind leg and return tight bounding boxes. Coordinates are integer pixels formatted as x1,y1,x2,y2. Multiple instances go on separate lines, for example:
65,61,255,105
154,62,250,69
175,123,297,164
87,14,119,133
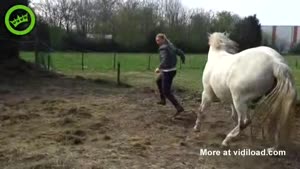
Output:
241,109,252,130
193,91,211,131
231,105,238,124
222,100,248,146
231,104,252,129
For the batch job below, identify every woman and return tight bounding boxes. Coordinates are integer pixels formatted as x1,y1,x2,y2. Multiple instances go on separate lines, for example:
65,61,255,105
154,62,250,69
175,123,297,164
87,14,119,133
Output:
155,33,185,116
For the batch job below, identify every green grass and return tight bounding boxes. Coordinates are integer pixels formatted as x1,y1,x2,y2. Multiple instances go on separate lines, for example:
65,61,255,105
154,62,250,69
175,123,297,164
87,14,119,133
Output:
20,52,300,94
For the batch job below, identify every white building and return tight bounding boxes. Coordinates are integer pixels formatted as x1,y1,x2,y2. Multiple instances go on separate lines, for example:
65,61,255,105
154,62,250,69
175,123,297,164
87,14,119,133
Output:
262,26,300,53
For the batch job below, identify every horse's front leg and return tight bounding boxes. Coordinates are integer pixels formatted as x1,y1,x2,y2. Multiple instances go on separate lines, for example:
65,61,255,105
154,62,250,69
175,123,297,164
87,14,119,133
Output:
193,91,211,131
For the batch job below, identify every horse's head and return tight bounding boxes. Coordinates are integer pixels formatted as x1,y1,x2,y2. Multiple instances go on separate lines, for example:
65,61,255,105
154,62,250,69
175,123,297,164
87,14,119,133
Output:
208,32,238,54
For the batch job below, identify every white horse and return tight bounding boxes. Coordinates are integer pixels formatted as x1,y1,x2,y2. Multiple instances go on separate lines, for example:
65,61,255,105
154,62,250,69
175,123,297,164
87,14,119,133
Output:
194,32,297,149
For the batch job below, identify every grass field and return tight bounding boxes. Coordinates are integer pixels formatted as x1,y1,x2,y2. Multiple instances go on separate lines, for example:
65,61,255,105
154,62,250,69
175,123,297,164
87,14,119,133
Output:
20,52,300,94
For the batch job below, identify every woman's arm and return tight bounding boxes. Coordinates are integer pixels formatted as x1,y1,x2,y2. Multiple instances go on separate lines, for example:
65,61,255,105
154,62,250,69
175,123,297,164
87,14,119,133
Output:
175,48,185,64
169,43,185,64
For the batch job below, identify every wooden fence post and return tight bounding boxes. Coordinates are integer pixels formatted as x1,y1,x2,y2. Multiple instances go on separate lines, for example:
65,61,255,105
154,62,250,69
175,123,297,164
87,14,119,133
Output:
47,54,51,70
81,52,84,71
147,55,151,70
113,52,117,70
179,60,182,69
34,30,39,65
117,62,121,85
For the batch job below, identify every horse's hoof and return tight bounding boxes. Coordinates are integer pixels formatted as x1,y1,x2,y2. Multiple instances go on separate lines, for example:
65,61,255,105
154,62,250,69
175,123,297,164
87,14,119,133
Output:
267,147,277,152
193,126,200,132
240,120,252,130
221,141,228,147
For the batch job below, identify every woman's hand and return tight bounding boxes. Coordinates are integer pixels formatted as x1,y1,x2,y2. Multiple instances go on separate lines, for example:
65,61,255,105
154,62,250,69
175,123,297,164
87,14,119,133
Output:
155,68,160,74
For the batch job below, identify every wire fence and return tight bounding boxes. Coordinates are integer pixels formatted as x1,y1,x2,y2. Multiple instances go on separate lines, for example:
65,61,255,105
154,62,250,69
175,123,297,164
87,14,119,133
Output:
21,51,209,72
10,39,300,74
6,39,300,86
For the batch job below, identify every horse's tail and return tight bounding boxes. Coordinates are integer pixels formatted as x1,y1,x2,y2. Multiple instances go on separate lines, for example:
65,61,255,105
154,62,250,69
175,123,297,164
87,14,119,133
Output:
253,61,297,147
271,62,297,146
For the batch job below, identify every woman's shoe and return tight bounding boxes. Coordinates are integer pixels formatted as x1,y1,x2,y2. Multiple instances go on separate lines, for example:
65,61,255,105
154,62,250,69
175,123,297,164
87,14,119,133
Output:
157,100,166,105
174,106,184,117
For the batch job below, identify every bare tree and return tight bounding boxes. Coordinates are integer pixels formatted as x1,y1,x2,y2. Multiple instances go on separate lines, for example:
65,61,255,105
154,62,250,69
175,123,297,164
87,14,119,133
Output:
31,0,251,53
35,0,63,28
58,0,75,32
92,0,121,36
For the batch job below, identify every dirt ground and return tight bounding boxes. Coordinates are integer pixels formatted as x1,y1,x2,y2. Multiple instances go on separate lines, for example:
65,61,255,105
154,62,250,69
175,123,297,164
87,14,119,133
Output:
0,73,300,169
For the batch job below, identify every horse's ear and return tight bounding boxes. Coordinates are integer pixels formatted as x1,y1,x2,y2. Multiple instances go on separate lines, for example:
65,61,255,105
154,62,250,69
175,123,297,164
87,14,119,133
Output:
224,32,230,37
207,32,211,38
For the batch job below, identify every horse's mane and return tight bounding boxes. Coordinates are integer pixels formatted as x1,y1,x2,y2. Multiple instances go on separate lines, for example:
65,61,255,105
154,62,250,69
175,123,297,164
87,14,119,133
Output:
208,32,239,54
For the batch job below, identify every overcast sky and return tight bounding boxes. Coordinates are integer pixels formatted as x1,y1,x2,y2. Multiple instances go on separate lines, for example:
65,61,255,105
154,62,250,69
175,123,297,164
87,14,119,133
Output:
182,0,299,25
31,0,299,25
